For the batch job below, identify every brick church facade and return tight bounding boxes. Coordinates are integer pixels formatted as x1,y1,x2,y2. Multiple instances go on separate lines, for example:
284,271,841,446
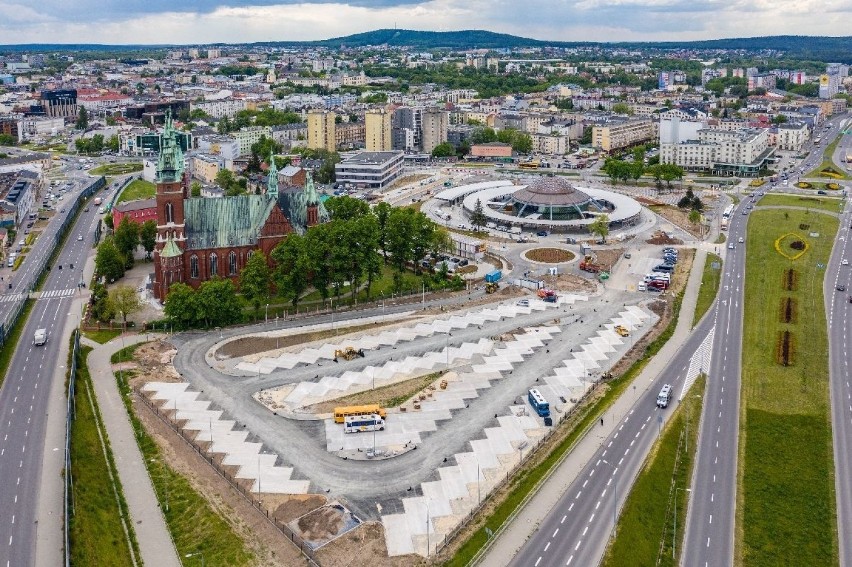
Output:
152,112,328,301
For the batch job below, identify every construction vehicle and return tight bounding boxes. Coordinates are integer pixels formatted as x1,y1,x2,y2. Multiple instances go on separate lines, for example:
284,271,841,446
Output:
538,289,558,303
440,379,448,390
334,347,364,361
614,325,629,337
579,254,603,273
485,281,499,294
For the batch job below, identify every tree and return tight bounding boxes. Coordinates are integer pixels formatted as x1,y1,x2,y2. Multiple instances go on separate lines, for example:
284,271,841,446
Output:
771,114,788,125
512,133,533,154
190,180,202,197
239,250,271,315
163,283,199,329
108,285,142,328
431,142,455,158
373,201,392,263
75,106,89,130
470,198,487,231
588,214,610,243
113,216,140,268
215,168,236,191
196,277,243,328
688,209,702,225
95,238,125,281
0,133,15,146
612,102,632,115
104,214,114,231
471,127,498,144
324,195,370,220
272,234,310,308
106,135,120,152
139,220,157,259
89,281,114,323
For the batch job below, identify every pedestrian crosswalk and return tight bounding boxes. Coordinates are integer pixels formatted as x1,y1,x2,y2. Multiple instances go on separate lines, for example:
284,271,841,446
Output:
0,293,27,304
38,288,77,300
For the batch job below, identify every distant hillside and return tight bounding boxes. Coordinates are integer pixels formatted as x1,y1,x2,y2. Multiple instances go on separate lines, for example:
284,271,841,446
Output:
308,29,569,49
2,31,850,63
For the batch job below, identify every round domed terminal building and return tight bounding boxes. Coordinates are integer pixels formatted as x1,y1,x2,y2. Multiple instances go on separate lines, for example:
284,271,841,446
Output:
458,175,642,234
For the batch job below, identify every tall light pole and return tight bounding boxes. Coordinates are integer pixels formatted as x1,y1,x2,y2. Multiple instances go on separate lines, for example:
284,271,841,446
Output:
674,487,692,560
601,459,618,533
265,303,269,324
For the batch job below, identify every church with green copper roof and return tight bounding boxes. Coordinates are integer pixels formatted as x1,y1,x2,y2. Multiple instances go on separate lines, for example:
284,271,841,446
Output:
153,111,329,301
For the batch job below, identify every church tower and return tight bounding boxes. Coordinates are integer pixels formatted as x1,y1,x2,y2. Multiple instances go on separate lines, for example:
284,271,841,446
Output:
153,110,187,301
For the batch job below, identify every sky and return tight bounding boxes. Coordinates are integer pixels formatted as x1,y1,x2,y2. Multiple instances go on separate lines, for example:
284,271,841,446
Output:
0,0,850,45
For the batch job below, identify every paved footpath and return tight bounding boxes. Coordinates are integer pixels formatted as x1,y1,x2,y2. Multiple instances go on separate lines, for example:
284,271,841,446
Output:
84,333,181,567
479,248,708,567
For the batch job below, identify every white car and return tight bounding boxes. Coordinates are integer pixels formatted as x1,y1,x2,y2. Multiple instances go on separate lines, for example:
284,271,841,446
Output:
77,235,83,241
738,237,744,243
843,259,849,266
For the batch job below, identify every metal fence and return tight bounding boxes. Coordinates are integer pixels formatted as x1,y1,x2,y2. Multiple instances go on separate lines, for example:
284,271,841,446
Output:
135,391,322,566
63,329,81,567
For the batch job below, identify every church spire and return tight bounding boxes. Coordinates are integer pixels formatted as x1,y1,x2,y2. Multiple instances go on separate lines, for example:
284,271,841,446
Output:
156,109,184,183
266,150,278,199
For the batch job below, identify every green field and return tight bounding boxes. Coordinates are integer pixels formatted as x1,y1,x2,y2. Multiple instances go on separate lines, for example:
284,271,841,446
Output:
117,179,156,203
91,163,143,176
759,194,844,213
83,328,122,344
693,253,722,327
602,376,705,567
737,208,838,566
69,344,139,566
114,357,254,566
804,136,851,180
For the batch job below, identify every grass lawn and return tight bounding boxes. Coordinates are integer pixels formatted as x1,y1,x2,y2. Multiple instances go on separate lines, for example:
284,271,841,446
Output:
805,137,851,180
692,253,722,327
69,344,139,566
758,193,844,213
117,178,156,204
84,328,122,344
446,292,685,566
115,366,255,567
298,263,423,305
737,208,838,566
91,163,143,176
0,299,34,389
601,376,705,567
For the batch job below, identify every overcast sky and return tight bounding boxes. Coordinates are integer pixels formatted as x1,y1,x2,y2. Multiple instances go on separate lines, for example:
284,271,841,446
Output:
1,0,849,45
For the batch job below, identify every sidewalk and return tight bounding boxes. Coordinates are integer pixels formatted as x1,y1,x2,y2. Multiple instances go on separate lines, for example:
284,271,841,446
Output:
84,333,181,567
478,248,708,566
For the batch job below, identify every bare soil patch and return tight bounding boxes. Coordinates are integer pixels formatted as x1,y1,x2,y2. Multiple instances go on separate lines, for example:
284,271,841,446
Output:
540,272,598,294
307,372,443,414
218,320,405,359
295,506,345,542
269,495,328,525
593,248,624,270
124,340,181,388
525,247,576,263
315,522,425,567
645,229,684,246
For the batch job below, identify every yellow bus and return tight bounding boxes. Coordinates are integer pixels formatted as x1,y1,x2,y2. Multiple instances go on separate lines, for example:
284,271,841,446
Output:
333,404,387,424
518,160,540,170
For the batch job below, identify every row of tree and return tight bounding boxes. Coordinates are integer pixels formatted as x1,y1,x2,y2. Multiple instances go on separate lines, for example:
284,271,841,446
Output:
601,146,685,189
158,197,456,329
75,134,119,154
95,217,157,282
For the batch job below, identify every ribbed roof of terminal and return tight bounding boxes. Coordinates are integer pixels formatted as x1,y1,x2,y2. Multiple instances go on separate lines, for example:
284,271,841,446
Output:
512,176,592,207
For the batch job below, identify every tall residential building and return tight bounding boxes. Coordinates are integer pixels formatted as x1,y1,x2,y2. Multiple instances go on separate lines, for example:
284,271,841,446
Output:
365,109,392,152
307,110,336,151
392,106,422,151
421,108,449,154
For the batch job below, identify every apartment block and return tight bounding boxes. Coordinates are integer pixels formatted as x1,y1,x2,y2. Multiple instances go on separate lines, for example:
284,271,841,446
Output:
231,126,272,156
776,122,809,151
661,127,772,176
592,118,655,152
365,109,392,152
421,108,449,154
307,110,336,151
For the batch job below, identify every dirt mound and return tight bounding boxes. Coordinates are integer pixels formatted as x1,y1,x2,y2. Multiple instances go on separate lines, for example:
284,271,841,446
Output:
126,340,181,388
645,231,683,245
540,273,598,294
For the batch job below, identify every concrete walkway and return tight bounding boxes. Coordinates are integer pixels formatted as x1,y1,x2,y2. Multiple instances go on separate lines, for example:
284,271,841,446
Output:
478,249,708,566
84,333,181,567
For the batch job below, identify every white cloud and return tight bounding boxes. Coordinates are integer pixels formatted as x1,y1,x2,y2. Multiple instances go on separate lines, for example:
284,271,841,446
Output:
0,0,849,44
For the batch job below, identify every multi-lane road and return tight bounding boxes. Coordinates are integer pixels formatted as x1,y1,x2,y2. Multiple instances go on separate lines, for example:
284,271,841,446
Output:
680,194,750,567
507,276,717,566
826,192,852,567
0,193,102,567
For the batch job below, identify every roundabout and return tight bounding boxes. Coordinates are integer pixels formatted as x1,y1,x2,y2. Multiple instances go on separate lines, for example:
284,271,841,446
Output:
522,247,577,264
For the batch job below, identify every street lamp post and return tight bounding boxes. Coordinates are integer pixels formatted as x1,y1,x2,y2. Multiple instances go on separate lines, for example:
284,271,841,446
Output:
674,487,692,560
265,303,269,324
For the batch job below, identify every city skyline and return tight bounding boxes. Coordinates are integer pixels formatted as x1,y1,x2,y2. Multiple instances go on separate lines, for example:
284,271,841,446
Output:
1,0,850,46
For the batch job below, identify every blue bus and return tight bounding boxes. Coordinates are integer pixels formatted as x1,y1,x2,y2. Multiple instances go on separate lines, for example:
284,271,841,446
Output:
528,388,550,417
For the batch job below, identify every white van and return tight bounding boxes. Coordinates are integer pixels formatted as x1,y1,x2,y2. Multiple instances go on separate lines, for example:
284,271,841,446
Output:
656,384,673,408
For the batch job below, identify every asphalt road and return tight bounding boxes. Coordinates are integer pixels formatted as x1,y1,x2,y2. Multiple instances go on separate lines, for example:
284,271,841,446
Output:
506,304,714,567
825,177,852,565
0,197,102,567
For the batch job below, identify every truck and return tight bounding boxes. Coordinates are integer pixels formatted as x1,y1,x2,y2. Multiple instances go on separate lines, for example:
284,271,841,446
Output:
537,288,558,302
579,255,603,273
484,270,502,283
93,197,103,206
33,328,47,346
